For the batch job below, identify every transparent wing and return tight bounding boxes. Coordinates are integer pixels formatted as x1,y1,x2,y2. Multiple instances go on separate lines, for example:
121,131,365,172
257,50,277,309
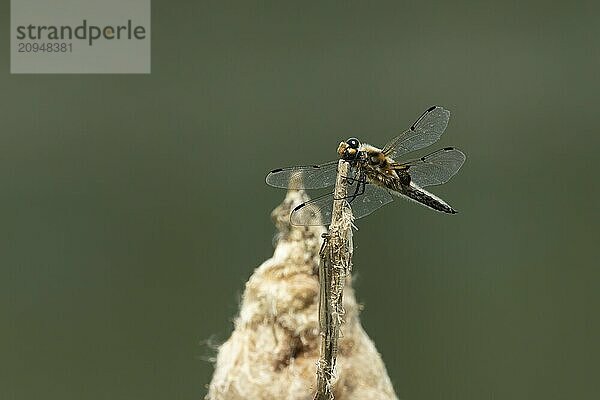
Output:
290,180,393,226
266,160,338,190
399,147,466,187
290,192,334,226
348,182,394,219
382,106,451,159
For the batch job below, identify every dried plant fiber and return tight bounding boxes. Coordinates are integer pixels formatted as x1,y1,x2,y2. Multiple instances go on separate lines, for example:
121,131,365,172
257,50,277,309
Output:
206,190,397,400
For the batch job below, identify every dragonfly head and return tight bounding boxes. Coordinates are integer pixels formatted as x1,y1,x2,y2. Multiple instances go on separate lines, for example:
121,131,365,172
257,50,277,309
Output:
338,137,361,160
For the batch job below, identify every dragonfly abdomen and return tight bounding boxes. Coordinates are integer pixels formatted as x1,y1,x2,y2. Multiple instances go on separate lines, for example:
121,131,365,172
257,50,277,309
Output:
399,184,457,214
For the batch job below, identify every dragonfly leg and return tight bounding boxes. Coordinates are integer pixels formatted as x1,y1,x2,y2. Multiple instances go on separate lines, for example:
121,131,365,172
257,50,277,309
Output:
332,177,366,203
348,179,366,203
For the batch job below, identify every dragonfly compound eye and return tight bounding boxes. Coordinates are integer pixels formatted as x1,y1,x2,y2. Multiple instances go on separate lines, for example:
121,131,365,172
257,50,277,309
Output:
346,138,360,149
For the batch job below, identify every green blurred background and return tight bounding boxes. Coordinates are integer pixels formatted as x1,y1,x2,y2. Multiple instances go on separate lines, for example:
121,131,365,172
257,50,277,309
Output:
2,2,599,399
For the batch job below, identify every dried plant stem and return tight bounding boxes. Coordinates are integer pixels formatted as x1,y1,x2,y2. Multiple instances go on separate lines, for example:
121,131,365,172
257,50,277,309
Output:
314,160,353,400
206,184,398,400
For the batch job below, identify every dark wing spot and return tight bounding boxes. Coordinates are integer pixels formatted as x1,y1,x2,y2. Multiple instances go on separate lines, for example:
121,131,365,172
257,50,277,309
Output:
443,146,454,151
270,168,283,173
427,105,437,112
293,203,306,212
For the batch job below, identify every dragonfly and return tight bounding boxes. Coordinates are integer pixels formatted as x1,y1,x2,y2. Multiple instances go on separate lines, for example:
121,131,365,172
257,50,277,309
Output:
266,106,466,226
